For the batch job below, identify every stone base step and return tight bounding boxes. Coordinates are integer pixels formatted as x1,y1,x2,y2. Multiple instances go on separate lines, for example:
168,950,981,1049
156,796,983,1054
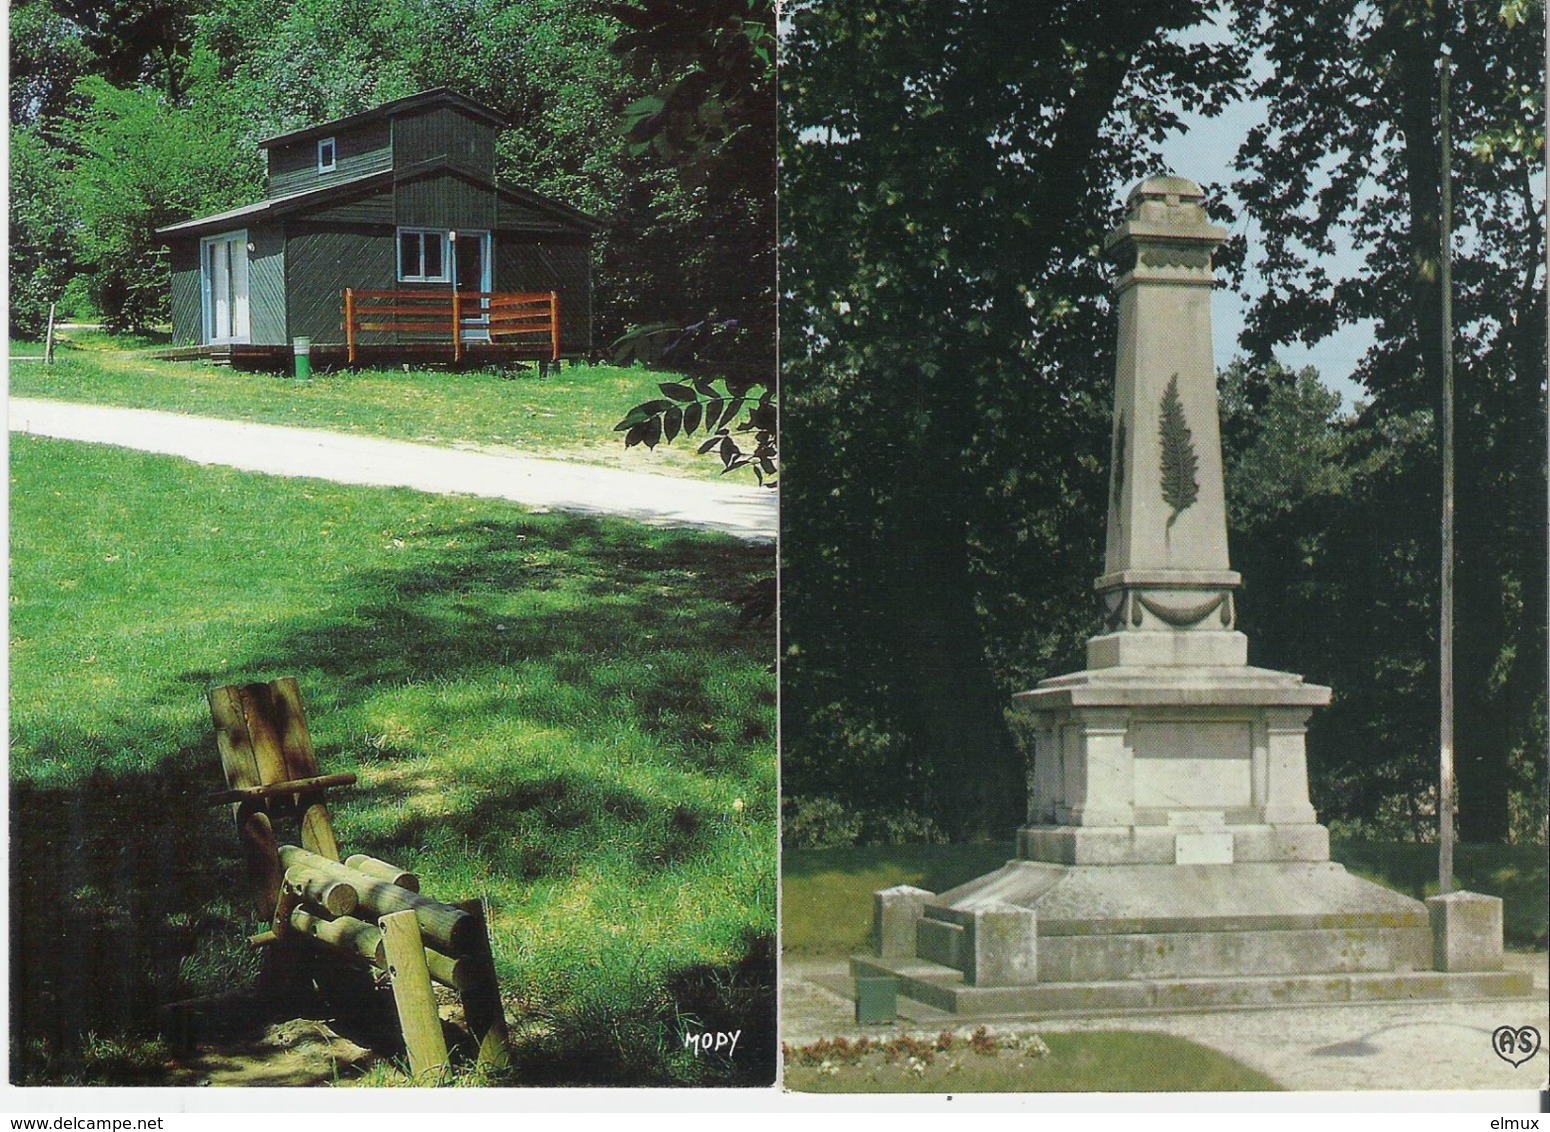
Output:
917,907,1432,982
852,955,1534,1019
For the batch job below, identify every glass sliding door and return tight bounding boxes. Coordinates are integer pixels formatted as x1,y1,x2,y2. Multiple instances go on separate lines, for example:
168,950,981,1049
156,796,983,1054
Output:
202,231,250,344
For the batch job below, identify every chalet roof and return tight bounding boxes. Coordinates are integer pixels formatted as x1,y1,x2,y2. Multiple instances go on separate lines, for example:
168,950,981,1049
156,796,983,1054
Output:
156,157,602,238
255,88,507,149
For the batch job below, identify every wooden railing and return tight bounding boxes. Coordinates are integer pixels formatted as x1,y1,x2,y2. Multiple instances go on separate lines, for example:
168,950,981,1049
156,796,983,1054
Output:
343,288,560,364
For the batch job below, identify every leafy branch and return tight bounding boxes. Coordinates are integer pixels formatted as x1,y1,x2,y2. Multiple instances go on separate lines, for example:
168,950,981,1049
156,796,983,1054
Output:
615,374,777,486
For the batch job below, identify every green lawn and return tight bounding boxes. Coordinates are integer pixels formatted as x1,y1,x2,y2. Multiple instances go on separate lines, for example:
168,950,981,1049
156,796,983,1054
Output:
783,840,1548,956
9,434,776,1086
9,332,722,480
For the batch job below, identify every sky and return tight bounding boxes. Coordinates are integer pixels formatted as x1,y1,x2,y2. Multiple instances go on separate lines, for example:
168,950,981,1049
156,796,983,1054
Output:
1159,102,1377,410
1155,55,1379,412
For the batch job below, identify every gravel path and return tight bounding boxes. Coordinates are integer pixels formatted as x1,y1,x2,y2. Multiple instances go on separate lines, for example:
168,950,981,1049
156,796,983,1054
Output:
9,397,776,541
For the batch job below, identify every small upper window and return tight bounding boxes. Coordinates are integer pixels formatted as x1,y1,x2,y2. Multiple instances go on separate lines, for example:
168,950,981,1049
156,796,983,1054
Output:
317,137,336,173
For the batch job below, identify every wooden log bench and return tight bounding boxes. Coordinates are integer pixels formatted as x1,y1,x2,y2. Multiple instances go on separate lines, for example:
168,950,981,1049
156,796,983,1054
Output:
208,677,510,1080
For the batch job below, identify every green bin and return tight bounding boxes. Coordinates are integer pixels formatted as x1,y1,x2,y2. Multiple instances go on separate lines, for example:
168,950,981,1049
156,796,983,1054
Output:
293,336,312,379
854,975,898,1024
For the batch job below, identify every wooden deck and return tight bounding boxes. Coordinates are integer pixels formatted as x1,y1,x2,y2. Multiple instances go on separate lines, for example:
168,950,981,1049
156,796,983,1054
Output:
151,341,571,373
156,287,568,372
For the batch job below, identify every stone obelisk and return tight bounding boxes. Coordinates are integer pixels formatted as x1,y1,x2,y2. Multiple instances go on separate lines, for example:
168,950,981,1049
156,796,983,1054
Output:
852,176,1525,1019
1018,174,1331,867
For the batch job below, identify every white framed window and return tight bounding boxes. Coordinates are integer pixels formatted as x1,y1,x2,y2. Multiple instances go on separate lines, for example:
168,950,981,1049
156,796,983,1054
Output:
397,228,450,282
317,136,336,173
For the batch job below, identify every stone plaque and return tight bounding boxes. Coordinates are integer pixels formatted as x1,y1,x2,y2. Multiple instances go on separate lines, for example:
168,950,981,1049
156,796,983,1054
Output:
1174,831,1234,864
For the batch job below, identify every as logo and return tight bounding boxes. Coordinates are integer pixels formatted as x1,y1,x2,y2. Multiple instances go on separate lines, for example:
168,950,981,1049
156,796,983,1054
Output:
1490,1024,1540,1068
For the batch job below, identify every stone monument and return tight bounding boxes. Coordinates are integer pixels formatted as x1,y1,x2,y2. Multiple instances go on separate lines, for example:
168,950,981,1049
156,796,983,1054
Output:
853,176,1529,1017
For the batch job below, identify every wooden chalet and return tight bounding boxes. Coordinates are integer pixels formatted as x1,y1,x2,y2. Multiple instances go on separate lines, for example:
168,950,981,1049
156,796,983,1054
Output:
156,89,599,369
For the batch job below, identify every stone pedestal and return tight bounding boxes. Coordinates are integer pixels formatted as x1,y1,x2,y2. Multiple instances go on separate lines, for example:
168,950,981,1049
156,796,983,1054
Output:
872,885,932,959
854,175,1528,1018
1017,666,1330,865
1427,891,1506,972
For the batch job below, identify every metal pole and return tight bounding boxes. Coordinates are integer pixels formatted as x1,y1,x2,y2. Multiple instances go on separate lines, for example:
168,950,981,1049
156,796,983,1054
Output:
1438,50,1456,895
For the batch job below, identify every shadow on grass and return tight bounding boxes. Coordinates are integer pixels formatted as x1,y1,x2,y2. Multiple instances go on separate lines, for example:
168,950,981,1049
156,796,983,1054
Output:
342,773,713,884
189,516,774,757
10,752,258,1083
12,514,775,1085
513,931,777,1087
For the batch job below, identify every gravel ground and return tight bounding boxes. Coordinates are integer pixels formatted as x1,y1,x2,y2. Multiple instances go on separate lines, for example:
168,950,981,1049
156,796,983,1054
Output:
781,953,1549,1097
9,397,776,541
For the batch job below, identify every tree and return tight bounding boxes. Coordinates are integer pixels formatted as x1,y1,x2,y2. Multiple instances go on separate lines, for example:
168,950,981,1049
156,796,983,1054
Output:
780,0,1246,838
10,0,205,126
193,0,664,337
62,72,264,332
1217,360,1445,837
1231,0,1546,842
8,126,75,338
608,0,778,483
9,2,95,126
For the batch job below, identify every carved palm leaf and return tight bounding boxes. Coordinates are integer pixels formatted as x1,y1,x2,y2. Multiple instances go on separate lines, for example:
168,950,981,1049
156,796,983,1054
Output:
1158,373,1198,528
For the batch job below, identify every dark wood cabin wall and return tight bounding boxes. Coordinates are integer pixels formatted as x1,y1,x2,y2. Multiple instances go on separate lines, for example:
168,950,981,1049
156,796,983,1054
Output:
268,119,392,198
248,224,287,344
395,172,496,231
495,235,592,352
308,190,395,226
495,195,568,234
392,107,495,175
169,240,203,345
285,222,396,344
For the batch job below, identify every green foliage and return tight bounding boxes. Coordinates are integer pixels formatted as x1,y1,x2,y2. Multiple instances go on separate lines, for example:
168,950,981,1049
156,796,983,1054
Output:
11,0,761,367
1219,360,1348,527
1218,359,1546,844
1157,374,1199,528
9,2,95,126
1232,0,1547,841
196,0,418,134
607,0,777,483
779,0,1246,837
614,0,775,173
61,74,264,332
781,796,947,850
1219,360,1436,833
781,797,862,850
615,372,777,484
31,0,203,96
7,125,73,339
